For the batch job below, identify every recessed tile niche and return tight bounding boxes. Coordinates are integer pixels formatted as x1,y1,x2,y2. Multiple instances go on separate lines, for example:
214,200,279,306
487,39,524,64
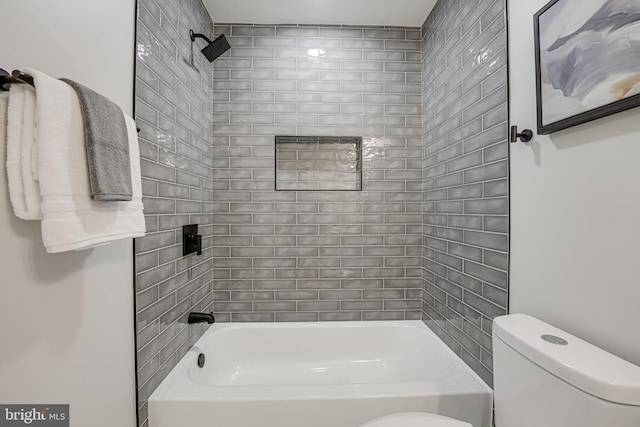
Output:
275,136,363,191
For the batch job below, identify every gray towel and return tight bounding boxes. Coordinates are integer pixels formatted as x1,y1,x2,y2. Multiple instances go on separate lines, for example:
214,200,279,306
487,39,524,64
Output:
60,78,132,201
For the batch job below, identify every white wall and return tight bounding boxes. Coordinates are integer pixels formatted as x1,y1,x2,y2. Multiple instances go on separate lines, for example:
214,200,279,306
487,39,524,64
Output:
0,1,137,426
508,0,640,366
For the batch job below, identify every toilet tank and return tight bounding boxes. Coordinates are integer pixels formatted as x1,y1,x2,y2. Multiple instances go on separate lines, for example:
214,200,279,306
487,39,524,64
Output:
493,314,640,427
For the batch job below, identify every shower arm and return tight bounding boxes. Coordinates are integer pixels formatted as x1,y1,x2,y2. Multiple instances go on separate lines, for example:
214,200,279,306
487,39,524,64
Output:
189,30,213,44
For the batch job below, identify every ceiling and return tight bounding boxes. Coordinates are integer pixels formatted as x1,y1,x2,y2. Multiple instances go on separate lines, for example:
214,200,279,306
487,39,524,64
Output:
204,0,438,28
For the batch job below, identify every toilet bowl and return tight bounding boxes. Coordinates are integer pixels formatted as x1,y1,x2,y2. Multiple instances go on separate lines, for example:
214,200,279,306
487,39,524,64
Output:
360,412,471,427
359,314,640,427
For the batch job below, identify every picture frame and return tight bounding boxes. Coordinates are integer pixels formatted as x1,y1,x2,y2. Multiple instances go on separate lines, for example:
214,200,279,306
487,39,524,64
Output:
534,0,640,134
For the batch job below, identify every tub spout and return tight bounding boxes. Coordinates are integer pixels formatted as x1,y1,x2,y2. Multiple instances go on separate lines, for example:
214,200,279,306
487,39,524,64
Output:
188,312,215,324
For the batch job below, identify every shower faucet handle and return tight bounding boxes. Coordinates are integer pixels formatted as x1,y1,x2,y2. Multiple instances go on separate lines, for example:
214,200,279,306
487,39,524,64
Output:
183,224,202,256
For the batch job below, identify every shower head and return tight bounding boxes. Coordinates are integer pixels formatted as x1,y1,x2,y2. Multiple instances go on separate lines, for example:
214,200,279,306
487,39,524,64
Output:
189,30,231,63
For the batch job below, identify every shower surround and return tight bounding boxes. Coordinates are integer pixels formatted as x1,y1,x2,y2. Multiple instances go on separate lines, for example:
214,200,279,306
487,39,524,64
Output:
134,0,215,425
210,24,424,322
134,1,511,424
421,0,509,387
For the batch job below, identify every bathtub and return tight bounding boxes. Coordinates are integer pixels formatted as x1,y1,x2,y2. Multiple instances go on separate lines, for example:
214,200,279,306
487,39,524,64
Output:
148,321,492,427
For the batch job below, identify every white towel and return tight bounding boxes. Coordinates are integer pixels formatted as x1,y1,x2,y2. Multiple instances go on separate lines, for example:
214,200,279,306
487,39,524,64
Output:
6,85,42,220
24,68,145,253
6,86,25,215
21,86,42,216
0,93,8,169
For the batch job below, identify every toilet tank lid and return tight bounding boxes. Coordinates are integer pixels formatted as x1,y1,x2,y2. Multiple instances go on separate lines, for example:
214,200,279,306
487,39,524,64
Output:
493,314,640,406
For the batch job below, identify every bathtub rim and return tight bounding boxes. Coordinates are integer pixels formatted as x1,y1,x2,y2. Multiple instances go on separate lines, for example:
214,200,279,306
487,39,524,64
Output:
148,320,492,402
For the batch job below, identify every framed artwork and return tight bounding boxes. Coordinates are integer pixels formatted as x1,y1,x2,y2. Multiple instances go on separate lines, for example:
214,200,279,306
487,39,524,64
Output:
534,0,640,134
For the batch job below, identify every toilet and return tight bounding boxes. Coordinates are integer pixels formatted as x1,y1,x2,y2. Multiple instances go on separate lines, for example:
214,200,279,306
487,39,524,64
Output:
361,314,640,427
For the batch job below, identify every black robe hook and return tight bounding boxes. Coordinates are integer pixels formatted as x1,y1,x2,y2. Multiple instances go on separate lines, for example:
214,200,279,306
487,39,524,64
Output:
510,126,534,143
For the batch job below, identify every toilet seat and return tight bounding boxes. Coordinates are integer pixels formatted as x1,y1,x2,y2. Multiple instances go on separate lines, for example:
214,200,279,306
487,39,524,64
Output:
360,412,472,427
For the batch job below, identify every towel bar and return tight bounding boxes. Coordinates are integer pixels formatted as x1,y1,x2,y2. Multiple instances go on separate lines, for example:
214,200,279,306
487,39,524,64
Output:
0,68,34,91
1,68,141,134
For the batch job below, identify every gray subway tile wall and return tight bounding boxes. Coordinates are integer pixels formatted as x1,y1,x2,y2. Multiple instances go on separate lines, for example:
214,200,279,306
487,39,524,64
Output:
421,0,509,387
134,0,215,425
211,24,424,323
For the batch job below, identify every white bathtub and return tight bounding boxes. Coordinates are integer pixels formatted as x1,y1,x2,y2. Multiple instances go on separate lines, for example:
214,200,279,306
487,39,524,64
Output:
148,321,492,427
